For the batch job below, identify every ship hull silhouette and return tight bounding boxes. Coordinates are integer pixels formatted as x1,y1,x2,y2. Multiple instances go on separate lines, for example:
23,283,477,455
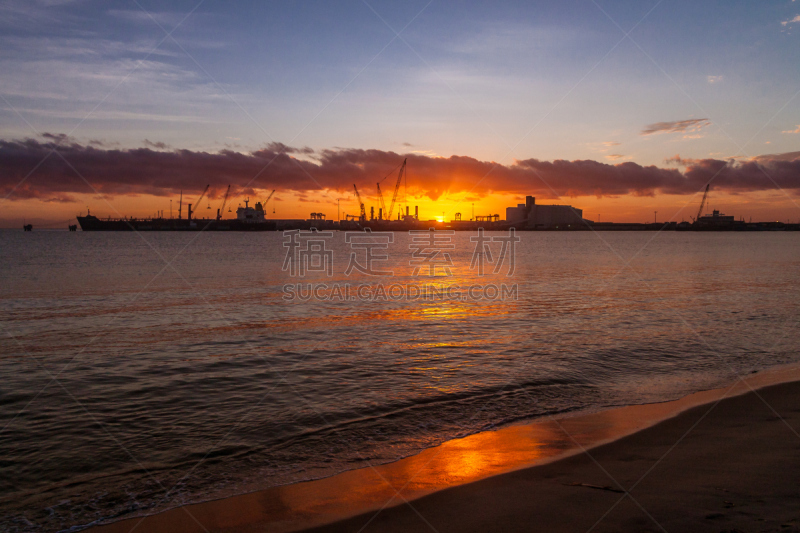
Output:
77,215,276,231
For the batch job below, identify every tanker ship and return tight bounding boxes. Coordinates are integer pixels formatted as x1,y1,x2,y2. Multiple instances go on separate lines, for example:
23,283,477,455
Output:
77,198,277,232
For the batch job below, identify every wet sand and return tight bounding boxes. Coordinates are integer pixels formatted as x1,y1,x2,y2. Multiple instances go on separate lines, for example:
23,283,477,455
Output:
90,366,800,533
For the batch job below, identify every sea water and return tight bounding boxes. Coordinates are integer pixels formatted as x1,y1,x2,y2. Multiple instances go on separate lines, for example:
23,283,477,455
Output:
1,230,798,531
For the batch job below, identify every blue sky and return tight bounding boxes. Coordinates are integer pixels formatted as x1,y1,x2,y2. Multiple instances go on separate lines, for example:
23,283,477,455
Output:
2,0,798,164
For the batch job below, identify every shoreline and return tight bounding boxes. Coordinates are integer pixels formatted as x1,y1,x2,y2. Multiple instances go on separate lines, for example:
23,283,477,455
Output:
89,364,800,533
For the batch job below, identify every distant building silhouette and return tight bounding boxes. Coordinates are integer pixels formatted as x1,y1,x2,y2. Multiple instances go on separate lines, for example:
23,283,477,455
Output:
506,196,583,229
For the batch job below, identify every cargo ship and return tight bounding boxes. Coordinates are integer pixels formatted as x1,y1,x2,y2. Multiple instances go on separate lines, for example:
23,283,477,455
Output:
77,199,277,231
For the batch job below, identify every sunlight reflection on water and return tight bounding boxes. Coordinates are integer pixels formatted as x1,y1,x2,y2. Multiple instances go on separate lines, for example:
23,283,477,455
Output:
1,230,799,532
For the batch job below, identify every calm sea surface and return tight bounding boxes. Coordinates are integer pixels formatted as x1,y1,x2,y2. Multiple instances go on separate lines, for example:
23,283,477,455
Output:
1,230,798,532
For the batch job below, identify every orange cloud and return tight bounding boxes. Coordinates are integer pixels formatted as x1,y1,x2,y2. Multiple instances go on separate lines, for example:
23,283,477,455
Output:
1,135,799,204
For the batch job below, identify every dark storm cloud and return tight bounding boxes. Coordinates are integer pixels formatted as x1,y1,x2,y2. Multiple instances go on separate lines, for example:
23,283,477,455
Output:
265,142,314,155
143,139,170,150
641,118,711,135
1,136,798,202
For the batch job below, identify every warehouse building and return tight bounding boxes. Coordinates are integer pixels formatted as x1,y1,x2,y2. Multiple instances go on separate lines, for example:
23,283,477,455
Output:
505,196,584,229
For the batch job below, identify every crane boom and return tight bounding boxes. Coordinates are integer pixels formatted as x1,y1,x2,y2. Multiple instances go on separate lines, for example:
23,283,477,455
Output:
261,189,277,216
353,184,366,222
195,185,210,208
388,158,406,221
376,183,386,220
188,185,209,220
696,184,710,221
217,185,231,220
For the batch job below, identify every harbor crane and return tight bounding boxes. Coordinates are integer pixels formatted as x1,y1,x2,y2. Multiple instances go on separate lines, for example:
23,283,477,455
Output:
694,184,710,222
388,158,407,222
195,185,209,207
216,185,231,221
353,184,366,222
188,184,209,220
262,189,276,213
376,183,386,220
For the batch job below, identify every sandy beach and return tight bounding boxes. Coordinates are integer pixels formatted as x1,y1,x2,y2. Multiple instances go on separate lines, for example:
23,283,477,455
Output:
89,368,800,533
306,379,800,533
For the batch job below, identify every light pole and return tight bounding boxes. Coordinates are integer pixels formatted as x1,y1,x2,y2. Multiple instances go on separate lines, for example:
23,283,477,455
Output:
654,211,658,223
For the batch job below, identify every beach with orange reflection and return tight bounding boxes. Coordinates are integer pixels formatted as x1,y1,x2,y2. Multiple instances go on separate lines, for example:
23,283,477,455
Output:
89,363,800,533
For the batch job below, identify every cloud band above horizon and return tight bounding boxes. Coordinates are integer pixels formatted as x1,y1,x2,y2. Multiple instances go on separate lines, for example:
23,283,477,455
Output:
1,136,799,204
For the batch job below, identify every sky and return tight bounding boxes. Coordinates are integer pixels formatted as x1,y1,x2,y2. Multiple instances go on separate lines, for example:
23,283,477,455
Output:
0,0,799,226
